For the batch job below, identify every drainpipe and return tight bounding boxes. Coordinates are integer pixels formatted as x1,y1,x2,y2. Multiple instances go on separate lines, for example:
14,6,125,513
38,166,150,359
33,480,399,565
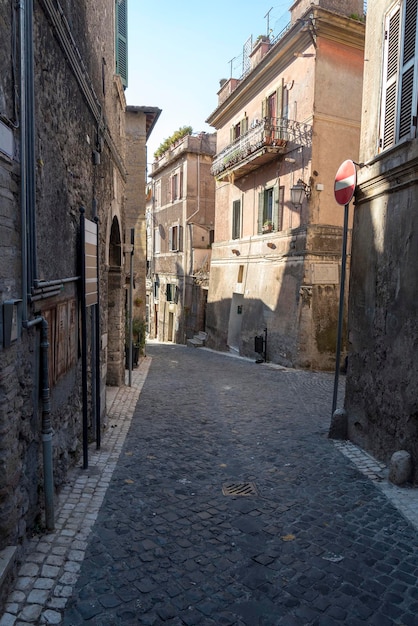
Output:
25,0,37,287
25,317,54,531
19,0,28,320
19,1,54,531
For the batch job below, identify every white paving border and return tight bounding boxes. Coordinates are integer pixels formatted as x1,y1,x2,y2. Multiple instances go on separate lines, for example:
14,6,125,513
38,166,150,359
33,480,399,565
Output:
0,360,151,626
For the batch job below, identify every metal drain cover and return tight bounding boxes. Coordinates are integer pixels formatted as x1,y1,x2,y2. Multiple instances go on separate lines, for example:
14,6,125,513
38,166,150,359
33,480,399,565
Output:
222,482,258,496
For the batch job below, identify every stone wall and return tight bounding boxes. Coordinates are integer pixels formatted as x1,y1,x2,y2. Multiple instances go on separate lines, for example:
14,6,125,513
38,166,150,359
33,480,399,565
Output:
0,0,127,559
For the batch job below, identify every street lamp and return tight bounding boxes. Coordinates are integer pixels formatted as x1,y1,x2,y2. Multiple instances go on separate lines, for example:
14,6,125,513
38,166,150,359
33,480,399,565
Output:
290,179,311,207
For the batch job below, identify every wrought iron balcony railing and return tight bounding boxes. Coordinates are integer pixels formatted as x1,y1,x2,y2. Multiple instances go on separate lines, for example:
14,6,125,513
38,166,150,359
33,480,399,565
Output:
211,117,312,179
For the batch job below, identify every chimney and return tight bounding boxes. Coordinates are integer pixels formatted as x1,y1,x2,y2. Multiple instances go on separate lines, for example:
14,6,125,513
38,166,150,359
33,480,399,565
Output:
249,35,271,70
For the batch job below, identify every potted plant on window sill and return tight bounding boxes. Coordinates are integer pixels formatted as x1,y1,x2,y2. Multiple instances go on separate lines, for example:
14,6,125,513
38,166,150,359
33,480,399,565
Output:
262,220,273,233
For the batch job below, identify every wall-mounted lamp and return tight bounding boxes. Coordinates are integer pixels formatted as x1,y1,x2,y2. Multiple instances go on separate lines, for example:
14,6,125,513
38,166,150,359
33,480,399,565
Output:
231,249,240,256
290,179,311,207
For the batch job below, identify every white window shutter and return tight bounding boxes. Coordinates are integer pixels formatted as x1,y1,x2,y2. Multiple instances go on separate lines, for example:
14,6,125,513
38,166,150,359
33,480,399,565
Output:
398,0,418,139
380,4,401,150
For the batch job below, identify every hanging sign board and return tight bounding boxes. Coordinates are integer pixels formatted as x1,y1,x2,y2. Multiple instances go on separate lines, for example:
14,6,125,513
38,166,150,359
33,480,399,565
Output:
84,218,98,306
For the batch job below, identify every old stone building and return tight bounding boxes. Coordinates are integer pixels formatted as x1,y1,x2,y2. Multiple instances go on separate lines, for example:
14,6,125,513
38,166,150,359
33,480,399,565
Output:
147,133,216,343
0,0,156,583
205,0,365,369
125,105,161,354
345,0,418,481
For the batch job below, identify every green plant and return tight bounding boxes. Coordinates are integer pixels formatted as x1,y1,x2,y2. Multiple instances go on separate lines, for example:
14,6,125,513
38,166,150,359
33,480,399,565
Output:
349,13,365,21
132,317,146,354
126,316,146,355
154,125,193,159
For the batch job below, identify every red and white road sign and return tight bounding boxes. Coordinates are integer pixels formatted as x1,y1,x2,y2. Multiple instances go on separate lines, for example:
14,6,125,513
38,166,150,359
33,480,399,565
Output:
334,160,356,206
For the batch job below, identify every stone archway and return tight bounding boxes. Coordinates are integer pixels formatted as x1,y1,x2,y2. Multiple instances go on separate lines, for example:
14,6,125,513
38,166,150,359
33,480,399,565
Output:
106,215,125,386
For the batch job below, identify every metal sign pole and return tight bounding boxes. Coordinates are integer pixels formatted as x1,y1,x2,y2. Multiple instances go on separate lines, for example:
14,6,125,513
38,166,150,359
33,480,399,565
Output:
79,207,88,469
331,201,349,417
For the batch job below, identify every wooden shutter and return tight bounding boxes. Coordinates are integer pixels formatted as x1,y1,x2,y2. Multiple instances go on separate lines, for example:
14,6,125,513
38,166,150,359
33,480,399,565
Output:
258,191,264,234
276,80,285,139
380,3,401,150
115,0,128,88
232,200,241,239
398,0,418,140
272,185,279,232
177,225,183,252
261,97,268,119
168,227,173,251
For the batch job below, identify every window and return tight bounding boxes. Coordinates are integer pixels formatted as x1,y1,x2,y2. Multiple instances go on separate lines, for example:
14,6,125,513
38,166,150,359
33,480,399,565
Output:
154,181,161,208
258,185,280,234
166,283,178,303
154,227,161,254
115,0,128,88
169,225,182,251
232,199,241,240
237,265,244,283
171,174,179,201
230,116,248,142
380,0,418,150
262,79,288,139
154,276,160,300
179,169,183,199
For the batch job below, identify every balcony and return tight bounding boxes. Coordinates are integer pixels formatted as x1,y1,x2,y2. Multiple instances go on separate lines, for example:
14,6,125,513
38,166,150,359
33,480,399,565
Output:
211,117,312,181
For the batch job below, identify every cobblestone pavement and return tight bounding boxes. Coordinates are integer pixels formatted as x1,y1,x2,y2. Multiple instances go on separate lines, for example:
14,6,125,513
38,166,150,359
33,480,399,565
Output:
2,343,418,625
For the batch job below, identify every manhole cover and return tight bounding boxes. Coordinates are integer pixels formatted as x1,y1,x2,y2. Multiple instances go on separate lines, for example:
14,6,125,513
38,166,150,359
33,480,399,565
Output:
222,482,258,496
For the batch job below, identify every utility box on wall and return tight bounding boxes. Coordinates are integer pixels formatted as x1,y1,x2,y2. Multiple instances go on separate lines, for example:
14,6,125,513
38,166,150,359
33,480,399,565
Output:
2,299,22,348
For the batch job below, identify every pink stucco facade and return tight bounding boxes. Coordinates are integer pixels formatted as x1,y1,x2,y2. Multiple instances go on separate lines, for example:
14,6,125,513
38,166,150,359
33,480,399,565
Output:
206,2,365,369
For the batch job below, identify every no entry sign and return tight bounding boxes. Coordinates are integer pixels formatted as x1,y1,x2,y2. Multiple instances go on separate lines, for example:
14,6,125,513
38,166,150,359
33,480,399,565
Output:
334,160,356,206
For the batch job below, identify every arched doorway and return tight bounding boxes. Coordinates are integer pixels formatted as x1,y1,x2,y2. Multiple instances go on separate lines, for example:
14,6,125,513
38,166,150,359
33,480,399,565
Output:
106,215,124,386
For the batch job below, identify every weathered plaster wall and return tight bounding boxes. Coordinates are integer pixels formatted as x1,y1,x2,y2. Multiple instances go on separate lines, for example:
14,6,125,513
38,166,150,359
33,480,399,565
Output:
346,145,418,480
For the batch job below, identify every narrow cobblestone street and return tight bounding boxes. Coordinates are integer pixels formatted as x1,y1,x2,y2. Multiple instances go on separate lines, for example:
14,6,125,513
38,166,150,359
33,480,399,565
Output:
3,343,418,625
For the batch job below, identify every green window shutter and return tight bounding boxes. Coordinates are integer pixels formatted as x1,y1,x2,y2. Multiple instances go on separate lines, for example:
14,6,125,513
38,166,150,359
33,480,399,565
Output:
257,192,264,234
272,185,279,231
115,0,128,88
276,79,284,118
276,79,284,138
232,200,241,239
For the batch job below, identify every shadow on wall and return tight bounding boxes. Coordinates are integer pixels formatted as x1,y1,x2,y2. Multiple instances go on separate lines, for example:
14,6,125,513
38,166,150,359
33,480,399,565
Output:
345,153,418,480
205,256,343,371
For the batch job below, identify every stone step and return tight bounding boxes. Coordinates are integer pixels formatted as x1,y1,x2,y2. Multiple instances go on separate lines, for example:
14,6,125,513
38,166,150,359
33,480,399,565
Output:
187,338,203,348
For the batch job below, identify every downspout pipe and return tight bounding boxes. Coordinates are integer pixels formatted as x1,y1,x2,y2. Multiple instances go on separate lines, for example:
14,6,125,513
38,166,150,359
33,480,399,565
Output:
24,317,54,531
25,0,37,287
20,1,54,531
19,0,28,321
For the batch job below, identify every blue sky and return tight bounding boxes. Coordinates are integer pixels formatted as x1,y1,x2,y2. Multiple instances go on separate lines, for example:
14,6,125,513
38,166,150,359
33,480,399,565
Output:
125,1,291,163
